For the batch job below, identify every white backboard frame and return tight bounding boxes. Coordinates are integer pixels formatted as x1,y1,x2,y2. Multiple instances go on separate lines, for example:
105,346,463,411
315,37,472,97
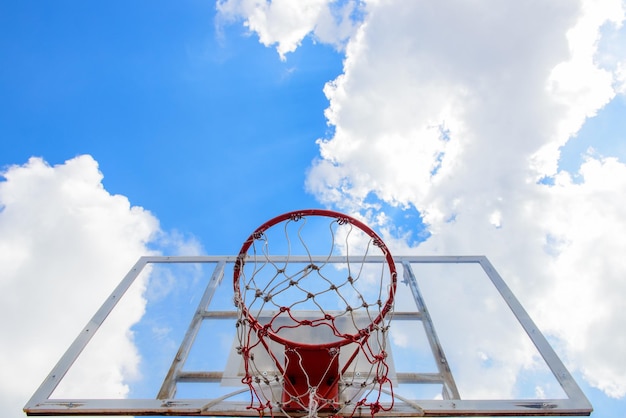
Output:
24,255,592,416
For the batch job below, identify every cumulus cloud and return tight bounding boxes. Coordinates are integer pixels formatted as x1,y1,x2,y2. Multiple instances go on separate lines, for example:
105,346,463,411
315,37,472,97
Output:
216,0,363,60
534,155,626,398
0,156,196,416
312,0,626,399
218,0,626,400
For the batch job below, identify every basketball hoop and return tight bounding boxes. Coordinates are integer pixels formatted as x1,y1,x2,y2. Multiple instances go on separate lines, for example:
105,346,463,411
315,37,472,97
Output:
234,209,397,417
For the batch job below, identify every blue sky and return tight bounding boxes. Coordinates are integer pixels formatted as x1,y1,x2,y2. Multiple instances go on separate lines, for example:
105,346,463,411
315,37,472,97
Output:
1,0,339,251
2,1,626,417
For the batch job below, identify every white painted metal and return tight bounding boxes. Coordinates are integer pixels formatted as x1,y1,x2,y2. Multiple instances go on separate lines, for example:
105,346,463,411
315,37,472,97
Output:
401,261,459,400
24,255,592,416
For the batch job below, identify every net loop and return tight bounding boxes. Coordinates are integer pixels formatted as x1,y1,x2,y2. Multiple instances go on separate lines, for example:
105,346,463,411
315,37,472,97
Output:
337,217,349,225
289,212,304,222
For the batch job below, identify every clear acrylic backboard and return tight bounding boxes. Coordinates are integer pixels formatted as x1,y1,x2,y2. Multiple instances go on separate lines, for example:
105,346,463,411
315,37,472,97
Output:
24,255,592,416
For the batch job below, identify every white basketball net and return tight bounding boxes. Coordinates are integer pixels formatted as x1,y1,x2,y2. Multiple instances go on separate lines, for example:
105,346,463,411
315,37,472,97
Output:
233,211,397,417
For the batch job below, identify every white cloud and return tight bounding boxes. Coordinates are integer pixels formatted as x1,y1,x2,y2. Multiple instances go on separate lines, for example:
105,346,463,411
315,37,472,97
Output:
216,0,362,60
0,156,195,415
303,0,626,400
309,0,581,215
534,155,626,398
536,0,624,176
616,61,626,93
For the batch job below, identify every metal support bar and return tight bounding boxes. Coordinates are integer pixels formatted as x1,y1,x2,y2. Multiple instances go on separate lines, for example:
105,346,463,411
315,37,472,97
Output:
157,261,226,399
402,261,460,400
25,257,150,406
478,257,592,411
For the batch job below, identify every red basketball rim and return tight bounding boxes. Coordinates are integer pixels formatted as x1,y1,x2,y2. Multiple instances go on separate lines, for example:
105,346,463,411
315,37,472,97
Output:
234,209,397,349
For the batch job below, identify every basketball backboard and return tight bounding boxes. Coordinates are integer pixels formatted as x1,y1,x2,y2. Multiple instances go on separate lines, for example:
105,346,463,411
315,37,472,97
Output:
24,210,592,417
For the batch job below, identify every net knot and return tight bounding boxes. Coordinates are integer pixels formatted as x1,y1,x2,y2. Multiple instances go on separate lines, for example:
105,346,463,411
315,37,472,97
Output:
258,326,270,337
369,402,382,415
359,328,371,338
